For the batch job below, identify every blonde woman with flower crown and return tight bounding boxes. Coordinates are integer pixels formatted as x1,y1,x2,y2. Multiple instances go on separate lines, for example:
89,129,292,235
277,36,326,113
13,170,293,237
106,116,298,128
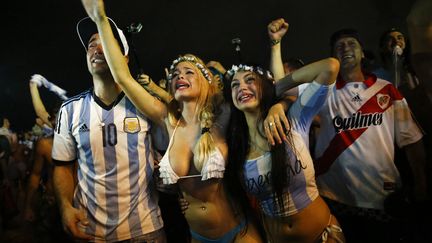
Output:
80,0,267,242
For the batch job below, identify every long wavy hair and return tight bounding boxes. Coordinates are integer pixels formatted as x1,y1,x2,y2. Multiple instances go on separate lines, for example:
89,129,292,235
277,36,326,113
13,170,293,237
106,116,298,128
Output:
379,28,415,74
225,68,295,215
167,54,223,172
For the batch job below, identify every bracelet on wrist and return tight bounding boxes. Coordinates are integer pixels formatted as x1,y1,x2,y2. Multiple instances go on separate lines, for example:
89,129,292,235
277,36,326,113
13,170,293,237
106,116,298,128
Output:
270,39,281,46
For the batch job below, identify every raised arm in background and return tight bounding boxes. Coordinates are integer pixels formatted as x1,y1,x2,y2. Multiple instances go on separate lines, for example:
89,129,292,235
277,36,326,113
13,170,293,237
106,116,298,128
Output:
268,18,288,81
137,74,173,105
29,79,52,128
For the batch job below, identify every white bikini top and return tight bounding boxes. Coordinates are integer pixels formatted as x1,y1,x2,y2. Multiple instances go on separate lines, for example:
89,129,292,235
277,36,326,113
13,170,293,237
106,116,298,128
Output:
158,122,226,184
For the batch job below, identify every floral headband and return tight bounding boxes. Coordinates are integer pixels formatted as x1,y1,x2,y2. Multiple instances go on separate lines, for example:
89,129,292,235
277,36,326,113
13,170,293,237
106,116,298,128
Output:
167,56,212,83
226,64,274,80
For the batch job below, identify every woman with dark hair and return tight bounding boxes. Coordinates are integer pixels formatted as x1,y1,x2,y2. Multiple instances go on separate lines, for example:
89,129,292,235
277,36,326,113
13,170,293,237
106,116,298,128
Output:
374,28,418,89
225,59,345,242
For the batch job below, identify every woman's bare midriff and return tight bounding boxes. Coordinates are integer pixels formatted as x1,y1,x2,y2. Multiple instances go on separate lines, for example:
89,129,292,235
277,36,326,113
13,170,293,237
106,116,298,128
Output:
180,178,243,238
262,196,340,242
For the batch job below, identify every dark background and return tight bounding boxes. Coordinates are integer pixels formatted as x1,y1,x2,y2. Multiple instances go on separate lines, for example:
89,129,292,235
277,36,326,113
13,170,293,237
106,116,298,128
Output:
0,0,415,131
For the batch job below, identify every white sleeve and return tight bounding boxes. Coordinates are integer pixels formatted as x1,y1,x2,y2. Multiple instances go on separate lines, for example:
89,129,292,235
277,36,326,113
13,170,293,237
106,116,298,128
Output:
289,81,333,136
297,83,309,96
52,105,77,163
394,98,423,147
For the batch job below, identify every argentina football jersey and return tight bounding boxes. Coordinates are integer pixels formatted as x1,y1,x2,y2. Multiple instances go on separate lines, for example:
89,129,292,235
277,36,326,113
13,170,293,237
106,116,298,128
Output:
52,89,163,241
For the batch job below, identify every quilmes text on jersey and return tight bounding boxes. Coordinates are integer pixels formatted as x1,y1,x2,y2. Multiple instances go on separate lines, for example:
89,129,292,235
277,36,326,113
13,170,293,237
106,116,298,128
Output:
332,111,383,133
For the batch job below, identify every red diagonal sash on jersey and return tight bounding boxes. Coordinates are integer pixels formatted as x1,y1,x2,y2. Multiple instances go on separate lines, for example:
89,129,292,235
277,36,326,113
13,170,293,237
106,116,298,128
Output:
314,83,401,176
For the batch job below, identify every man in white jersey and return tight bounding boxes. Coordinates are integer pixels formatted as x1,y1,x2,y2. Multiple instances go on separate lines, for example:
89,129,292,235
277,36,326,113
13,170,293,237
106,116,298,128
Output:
51,17,165,242
314,28,428,242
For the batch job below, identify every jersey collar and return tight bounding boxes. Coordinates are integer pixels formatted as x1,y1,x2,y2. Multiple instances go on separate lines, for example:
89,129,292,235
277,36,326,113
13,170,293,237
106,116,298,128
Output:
92,89,125,110
336,72,377,89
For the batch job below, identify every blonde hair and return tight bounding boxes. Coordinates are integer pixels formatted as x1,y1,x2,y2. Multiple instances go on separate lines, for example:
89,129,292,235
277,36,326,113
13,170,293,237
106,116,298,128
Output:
167,54,223,171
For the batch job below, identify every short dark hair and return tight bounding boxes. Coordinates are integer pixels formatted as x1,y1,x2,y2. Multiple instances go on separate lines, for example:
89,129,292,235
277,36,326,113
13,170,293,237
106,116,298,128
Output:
377,27,413,69
379,27,404,50
330,28,364,54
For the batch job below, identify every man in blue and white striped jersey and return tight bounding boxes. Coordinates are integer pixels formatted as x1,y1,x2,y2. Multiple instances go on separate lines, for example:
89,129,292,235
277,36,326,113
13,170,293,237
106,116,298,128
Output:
51,17,166,242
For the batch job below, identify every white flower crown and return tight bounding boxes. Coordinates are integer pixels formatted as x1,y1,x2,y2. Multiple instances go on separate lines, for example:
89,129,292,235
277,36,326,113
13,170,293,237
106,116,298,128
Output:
226,64,274,80
167,56,212,83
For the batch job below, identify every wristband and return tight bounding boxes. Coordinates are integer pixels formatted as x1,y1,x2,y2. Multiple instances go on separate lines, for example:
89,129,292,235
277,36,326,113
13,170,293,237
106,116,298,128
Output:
270,39,281,46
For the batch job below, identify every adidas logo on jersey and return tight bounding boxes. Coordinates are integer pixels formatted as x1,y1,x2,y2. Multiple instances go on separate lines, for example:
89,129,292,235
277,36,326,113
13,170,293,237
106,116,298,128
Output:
78,124,90,133
351,94,362,102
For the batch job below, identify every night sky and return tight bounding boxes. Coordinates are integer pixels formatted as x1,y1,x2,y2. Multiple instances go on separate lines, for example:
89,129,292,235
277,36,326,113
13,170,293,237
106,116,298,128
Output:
0,0,415,131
